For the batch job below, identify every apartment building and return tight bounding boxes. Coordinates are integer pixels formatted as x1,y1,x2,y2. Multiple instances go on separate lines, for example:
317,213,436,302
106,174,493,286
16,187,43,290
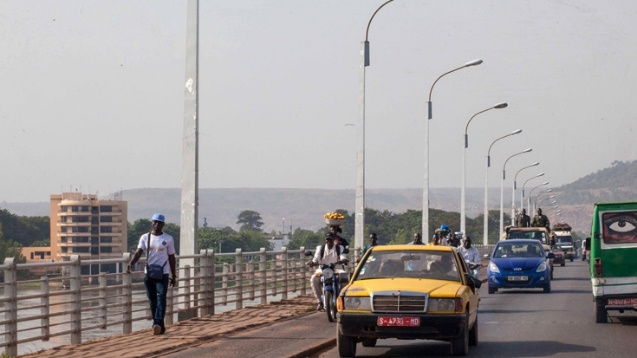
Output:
50,192,128,275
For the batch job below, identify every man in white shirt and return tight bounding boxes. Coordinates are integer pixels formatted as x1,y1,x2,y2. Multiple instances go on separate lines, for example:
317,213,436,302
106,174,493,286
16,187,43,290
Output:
307,233,348,310
458,236,481,277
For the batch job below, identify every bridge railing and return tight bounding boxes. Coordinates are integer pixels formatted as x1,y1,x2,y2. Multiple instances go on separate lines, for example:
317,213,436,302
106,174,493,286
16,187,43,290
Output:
0,247,313,357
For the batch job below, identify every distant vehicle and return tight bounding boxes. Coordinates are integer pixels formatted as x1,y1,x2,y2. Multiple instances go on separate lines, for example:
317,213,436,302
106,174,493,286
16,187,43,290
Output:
589,202,637,323
505,227,554,279
486,239,555,294
336,245,481,357
552,223,575,262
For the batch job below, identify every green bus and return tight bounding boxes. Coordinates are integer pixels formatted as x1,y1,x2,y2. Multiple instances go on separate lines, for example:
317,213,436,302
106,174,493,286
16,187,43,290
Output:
589,201,637,323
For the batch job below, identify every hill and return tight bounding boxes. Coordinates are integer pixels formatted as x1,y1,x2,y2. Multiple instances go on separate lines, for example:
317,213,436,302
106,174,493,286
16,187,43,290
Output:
2,160,637,235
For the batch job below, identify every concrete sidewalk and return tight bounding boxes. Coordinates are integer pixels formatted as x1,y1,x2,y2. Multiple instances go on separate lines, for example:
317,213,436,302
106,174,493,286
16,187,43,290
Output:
20,295,321,358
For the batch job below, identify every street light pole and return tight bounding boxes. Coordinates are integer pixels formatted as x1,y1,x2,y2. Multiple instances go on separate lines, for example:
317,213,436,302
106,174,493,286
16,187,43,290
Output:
528,181,549,214
512,162,539,225
461,102,508,236
483,129,522,245
521,173,545,214
426,59,483,241
355,0,395,252
535,192,554,210
499,148,532,235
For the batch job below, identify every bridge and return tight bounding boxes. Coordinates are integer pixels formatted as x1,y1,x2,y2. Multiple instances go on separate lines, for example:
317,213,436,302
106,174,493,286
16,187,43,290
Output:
7,245,560,357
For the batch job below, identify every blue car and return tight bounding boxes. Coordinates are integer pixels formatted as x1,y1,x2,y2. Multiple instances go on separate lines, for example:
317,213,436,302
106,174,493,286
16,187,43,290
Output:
487,239,554,294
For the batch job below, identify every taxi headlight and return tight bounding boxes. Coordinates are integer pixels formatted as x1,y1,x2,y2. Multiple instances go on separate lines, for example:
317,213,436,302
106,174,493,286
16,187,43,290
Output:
343,296,371,311
427,298,461,312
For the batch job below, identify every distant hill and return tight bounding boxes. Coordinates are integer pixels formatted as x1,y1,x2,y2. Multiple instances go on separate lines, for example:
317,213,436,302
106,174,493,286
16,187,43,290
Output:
2,160,636,235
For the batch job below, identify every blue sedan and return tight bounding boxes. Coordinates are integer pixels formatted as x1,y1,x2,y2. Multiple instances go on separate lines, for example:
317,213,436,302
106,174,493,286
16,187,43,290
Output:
486,239,554,294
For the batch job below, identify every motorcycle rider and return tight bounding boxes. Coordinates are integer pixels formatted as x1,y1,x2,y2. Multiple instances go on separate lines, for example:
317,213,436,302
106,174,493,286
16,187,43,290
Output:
458,236,481,277
307,233,348,311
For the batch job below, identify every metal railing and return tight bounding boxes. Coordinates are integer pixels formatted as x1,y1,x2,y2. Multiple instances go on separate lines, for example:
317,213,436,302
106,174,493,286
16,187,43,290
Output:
1,247,315,357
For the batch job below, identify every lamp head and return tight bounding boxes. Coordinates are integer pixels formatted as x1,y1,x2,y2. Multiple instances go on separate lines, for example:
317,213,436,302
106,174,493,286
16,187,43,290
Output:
465,59,483,67
511,129,523,135
522,148,532,153
494,102,508,109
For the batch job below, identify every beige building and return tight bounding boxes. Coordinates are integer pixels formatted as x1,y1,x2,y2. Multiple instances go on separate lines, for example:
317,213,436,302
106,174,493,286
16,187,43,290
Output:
50,192,128,274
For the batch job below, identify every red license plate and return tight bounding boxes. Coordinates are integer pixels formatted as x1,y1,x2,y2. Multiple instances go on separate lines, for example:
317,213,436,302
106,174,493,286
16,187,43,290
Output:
377,316,420,327
607,298,637,306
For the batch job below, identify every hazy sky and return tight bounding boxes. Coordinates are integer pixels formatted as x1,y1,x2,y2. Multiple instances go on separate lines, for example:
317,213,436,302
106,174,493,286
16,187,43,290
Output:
2,0,636,203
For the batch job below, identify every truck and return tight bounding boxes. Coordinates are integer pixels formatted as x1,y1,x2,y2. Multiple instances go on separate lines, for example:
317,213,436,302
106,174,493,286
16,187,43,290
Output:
552,223,575,262
589,201,637,323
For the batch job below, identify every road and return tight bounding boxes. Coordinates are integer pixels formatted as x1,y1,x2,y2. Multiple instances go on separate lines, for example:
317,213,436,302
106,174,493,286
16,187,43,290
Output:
313,260,637,357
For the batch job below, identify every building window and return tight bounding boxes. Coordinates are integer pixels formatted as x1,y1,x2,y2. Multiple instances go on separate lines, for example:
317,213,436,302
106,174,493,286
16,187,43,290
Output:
61,247,68,253
61,216,68,223
100,226,113,233
72,216,90,223
60,237,67,243
73,247,90,253
100,216,113,223
100,247,113,254
100,206,113,212
72,227,89,233
61,206,69,212
100,237,113,243
61,227,68,233
72,237,89,243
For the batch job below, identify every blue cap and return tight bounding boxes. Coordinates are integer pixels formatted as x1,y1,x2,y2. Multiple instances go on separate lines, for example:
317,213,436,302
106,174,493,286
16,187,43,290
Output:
151,213,165,223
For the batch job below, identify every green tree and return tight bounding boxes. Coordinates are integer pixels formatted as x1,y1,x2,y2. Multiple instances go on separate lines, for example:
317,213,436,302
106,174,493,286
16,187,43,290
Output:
236,210,264,232
0,225,26,265
127,219,181,255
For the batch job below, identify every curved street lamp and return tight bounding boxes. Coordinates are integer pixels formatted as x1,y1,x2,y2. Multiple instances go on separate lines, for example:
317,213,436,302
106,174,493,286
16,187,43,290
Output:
461,102,508,235
498,148,532,237
512,162,540,224
528,181,549,214
483,129,522,244
535,192,555,210
521,173,545,213
424,59,483,241
355,0,396,251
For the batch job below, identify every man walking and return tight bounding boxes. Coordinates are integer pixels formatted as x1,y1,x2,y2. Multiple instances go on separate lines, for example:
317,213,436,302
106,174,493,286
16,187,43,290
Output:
127,213,177,335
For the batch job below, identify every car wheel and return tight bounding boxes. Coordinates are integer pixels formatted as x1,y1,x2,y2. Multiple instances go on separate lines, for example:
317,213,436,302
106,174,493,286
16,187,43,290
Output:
595,298,608,323
469,314,478,346
361,338,377,347
488,285,496,294
450,312,469,356
337,324,357,357
543,281,551,293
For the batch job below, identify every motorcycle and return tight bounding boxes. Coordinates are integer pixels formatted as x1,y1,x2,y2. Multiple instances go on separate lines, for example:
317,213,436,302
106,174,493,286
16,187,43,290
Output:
309,260,348,322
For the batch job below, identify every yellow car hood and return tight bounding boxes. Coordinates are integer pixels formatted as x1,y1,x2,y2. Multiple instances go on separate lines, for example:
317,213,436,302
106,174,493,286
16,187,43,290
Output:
345,278,462,298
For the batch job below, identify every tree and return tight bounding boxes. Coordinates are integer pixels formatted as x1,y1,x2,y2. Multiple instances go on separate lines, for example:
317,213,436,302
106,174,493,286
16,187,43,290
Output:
236,210,264,232
0,225,25,265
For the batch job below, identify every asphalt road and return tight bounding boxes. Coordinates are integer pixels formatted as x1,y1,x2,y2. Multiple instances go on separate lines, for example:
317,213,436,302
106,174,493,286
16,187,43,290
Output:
313,260,637,357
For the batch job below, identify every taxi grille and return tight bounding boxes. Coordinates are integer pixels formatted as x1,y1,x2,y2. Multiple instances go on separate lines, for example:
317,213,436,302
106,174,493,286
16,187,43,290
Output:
371,292,427,312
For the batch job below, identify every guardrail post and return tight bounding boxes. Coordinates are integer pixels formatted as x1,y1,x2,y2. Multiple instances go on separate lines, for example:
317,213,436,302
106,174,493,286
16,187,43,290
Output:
282,247,288,300
122,252,133,334
199,249,212,317
299,246,307,295
247,257,255,300
183,264,191,312
222,262,228,305
235,249,243,309
69,255,82,345
99,272,107,329
259,248,267,304
209,249,215,315
40,276,50,340
3,258,18,357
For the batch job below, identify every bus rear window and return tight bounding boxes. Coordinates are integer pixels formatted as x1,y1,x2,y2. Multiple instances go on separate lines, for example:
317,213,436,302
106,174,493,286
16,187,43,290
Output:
602,211,637,244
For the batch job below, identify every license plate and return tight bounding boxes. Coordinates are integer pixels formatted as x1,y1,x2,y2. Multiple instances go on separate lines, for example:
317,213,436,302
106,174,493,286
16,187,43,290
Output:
507,276,528,281
608,298,637,306
377,316,420,327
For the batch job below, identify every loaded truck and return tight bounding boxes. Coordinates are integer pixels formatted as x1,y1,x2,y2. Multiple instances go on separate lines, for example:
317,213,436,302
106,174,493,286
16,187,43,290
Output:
552,223,575,262
589,201,637,323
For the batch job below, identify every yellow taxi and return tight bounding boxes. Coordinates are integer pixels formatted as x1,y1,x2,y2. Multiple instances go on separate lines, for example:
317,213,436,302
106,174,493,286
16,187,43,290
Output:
336,244,481,357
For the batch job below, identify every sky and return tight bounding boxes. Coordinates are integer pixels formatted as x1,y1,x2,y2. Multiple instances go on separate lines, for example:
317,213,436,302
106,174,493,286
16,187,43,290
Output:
1,0,636,203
